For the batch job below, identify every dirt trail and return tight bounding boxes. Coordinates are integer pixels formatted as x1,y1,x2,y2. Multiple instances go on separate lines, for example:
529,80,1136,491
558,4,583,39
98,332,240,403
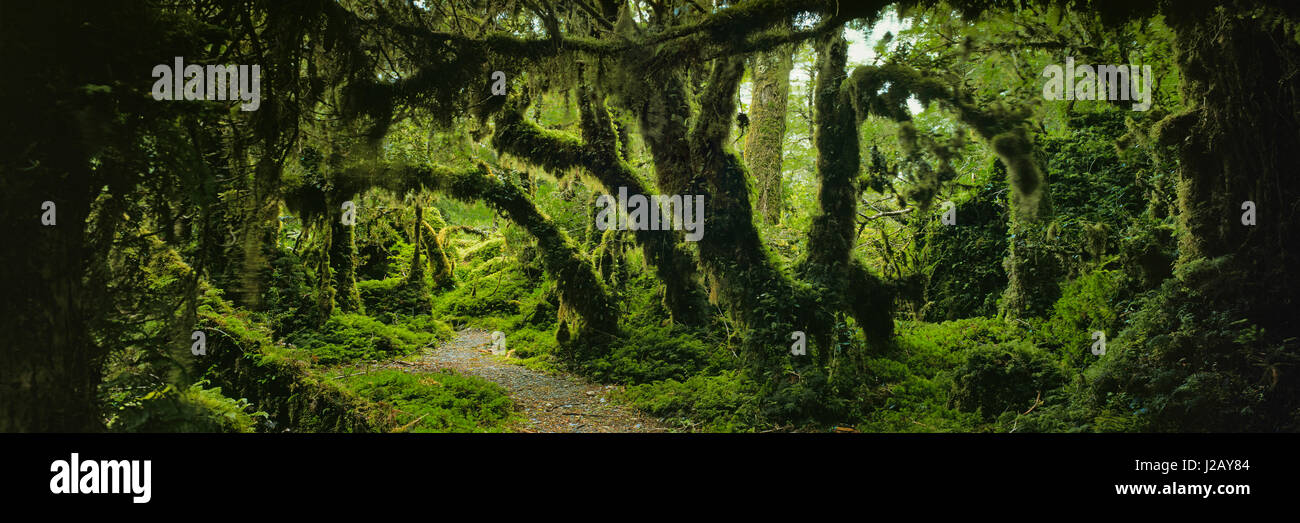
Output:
394,328,670,433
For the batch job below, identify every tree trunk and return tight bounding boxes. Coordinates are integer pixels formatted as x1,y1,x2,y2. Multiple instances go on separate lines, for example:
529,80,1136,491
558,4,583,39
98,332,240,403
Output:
408,203,425,284
0,159,103,432
998,170,1061,319
802,32,895,356
745,46,795,225
424,221,455,289
330,194,362,313
1104,3,1300,430
368,163,619,353
492,93,710,325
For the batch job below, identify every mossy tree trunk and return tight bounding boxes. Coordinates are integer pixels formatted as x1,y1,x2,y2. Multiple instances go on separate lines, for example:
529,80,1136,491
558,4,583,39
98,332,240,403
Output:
1104,3,1300,429
329,193,362,313
688,56,806,377
998,173,1061,319
364,163,619,354
233,140,285,311
423,221,455,289
800,33,896,365
408,203,426,285
314,212,336,321
1160,5,1300,276
491,89,710,326
745,45,795,225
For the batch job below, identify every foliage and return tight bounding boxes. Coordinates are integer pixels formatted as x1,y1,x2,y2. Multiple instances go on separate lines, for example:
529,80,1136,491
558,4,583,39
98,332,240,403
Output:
949,341,1068,420
357,277,436,322
1036,268,1125,369
584,324,714,384
915,174,1009,321
341,370,519,432
11,0,1295,436
106,381,266,433
195,289,398,432
288,313,444,365
1090,257,1300,432
621,372,761,432
263,248,327,337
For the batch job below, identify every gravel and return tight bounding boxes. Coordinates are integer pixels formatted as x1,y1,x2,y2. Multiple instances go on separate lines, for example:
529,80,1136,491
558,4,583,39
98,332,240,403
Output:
397,328,670,433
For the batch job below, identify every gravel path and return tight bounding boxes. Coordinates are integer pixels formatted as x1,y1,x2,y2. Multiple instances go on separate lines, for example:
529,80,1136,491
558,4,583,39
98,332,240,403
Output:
393,328,669,433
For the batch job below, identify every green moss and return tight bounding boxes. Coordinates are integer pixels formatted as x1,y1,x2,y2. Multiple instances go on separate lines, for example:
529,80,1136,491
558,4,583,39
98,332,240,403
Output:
621,371,760,432
340,370,519,432
195,289,397,432
431,262,536,325
949,341,1068,420
288,313,439,365
1037,269,1124,369
357,277,434,321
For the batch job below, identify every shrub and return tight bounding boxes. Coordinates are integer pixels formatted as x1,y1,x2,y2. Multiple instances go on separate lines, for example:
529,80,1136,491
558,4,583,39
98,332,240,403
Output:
107,381,265,433
950,341,1068,420
288,313,437,365
341,370,518,432
263,248,326,337
1037,268,1124,368
584,324,712,384
1089,256,1300,432
622,372,760,432
358,277,433,321
196,290,398,432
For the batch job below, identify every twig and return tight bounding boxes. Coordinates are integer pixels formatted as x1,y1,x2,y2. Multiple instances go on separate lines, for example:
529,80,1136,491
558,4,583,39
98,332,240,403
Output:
392,414,428,433
1022,391,1044,415
858,208,914,221
909,417,938,431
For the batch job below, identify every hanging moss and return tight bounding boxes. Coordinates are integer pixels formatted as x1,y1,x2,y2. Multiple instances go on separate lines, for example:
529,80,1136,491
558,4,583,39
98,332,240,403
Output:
798,33,894,356
360,161,619,356
491,89,710,325
845,61,1045,218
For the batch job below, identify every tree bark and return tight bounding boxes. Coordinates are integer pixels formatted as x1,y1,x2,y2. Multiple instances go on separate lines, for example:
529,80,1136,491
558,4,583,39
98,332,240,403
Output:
330,194,363,313
363,163,619,353
745,46,795,225
491,93,710,325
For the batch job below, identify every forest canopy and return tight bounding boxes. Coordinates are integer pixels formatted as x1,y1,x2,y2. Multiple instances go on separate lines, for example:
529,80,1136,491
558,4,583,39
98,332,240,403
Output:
2,0,1298,433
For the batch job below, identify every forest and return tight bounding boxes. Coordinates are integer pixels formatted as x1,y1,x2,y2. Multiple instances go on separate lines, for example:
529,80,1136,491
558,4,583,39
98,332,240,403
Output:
2,0,1298,434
